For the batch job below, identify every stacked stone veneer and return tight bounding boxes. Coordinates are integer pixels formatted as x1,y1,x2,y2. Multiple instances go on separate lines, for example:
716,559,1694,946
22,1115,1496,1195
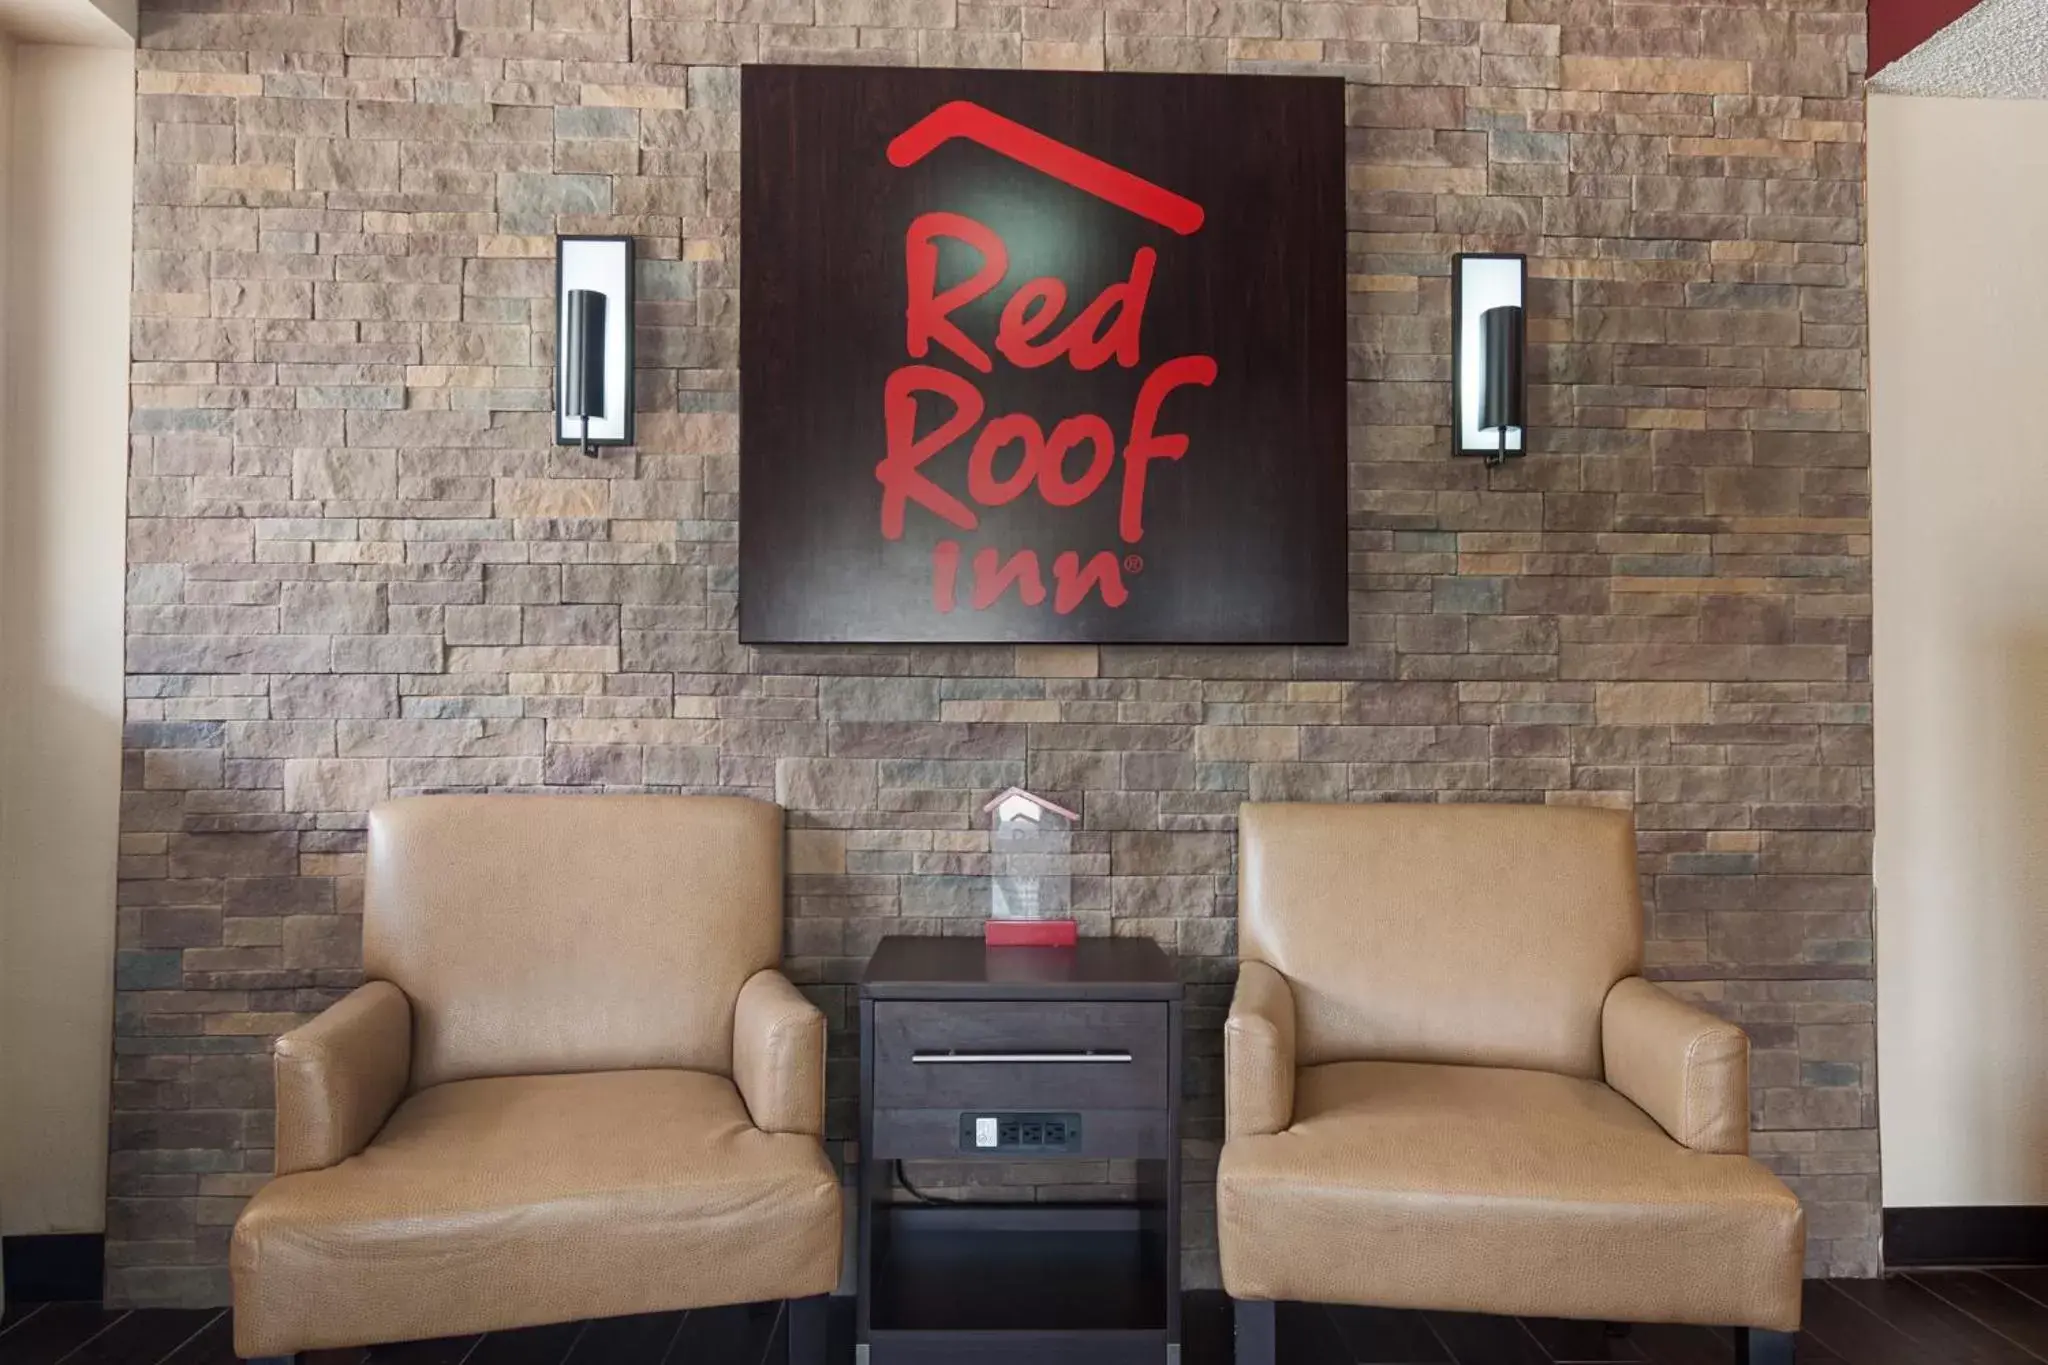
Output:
119,0,1872,1304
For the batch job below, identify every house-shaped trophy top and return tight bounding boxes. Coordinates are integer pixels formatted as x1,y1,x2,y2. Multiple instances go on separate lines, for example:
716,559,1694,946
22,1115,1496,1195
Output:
984,786,1078,829
984,787,1076,922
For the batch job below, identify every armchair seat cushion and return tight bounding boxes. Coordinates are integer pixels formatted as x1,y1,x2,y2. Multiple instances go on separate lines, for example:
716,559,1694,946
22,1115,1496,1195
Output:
1217,1061,1803,1332
231,1068,841,1356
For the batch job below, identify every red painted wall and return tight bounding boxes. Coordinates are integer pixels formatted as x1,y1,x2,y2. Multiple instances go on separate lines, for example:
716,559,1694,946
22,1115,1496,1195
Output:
1871,0,1981,75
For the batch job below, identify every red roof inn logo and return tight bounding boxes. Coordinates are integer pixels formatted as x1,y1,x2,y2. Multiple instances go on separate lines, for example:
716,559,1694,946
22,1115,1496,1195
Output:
880,102,1217,618
740,67,1346,645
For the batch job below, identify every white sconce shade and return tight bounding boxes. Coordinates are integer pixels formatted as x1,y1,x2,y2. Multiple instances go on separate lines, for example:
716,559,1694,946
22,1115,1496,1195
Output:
556,235,635,451
1452,252,1527,462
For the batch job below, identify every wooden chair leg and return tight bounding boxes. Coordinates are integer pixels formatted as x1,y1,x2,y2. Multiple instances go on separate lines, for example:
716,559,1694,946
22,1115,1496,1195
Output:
787,1293,828,1365
1735,1326,1796,1364
1234,1297,1276,1365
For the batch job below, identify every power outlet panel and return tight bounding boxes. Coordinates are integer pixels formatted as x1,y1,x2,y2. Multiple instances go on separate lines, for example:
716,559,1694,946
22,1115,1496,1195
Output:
957,1111,1083,1154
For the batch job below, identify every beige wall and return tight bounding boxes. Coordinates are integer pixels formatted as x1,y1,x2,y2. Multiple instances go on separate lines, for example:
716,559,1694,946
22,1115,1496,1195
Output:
0,20,12,1261
1872,93,2048,1210
0,39,133,1237
0,0,128,45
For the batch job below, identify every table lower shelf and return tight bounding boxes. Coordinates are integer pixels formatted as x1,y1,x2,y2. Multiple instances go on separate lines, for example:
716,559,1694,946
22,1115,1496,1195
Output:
870,1222,1169,1334
862,1327,1171,1365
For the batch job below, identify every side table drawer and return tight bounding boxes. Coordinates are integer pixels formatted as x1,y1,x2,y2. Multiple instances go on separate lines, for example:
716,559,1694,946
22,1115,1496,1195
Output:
872,1000,1171,1111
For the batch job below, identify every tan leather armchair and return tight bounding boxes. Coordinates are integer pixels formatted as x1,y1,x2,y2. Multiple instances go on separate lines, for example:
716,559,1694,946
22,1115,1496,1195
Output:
1218,803,1804,1365
229,795,840,1364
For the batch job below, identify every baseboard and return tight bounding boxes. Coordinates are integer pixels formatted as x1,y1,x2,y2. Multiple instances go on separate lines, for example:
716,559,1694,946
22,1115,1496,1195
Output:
1885,1206,2048,1268
2,1232,105,1302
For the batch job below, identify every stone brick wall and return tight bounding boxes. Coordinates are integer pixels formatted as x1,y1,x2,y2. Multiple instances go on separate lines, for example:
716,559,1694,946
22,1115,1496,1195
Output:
120,0,1872,1306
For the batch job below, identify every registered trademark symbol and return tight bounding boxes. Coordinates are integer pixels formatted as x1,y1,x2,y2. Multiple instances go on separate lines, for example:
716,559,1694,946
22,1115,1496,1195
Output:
1123,555,1144,574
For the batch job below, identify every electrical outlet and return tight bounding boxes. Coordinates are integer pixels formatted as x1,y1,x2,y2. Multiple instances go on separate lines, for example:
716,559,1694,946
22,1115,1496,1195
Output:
957,1112,1082,1154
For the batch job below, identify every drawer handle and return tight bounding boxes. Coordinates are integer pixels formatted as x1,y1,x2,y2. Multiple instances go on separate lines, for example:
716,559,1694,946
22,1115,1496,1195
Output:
911,1050,1134,1064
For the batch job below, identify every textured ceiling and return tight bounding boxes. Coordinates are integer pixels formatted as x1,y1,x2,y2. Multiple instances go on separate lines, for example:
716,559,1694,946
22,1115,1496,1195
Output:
1869,0,2048,99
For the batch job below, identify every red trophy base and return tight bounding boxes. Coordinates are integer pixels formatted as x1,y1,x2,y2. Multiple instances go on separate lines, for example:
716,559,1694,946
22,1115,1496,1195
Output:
984,918,1079,947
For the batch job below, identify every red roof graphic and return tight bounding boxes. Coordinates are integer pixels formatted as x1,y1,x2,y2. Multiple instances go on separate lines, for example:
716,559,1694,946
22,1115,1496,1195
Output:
887,100,1206,237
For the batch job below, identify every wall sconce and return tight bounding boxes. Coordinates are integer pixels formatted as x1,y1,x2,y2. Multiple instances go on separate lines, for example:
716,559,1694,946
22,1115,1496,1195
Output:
1452,252,1527,464
556,235,635,455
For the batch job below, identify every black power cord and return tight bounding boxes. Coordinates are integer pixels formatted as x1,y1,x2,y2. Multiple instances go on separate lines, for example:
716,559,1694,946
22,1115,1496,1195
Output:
893,1159,966,1206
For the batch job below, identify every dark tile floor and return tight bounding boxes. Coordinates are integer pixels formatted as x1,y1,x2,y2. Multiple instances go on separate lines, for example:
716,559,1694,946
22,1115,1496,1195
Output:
7,1274,2048,1365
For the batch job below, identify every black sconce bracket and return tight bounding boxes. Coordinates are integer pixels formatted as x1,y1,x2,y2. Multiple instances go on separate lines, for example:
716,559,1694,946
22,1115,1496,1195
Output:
555,234,636,454
1451,251,1529,464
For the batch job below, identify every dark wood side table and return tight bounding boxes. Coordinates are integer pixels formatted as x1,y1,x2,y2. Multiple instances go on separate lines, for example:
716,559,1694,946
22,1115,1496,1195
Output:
857,935,1184,1365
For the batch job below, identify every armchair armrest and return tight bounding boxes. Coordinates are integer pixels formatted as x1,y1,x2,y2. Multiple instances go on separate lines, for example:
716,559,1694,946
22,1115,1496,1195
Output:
1225,961,1297,1139
734,969,826,1137
1602,976,1749,1155
273,980,411,1176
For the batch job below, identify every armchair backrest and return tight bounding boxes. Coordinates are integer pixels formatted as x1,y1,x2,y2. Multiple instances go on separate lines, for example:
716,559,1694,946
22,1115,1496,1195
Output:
365,794,784,1091
1238,801,1643,1078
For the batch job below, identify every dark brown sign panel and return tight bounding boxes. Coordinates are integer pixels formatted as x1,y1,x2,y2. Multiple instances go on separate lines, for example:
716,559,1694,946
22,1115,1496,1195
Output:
739,65,1346,645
